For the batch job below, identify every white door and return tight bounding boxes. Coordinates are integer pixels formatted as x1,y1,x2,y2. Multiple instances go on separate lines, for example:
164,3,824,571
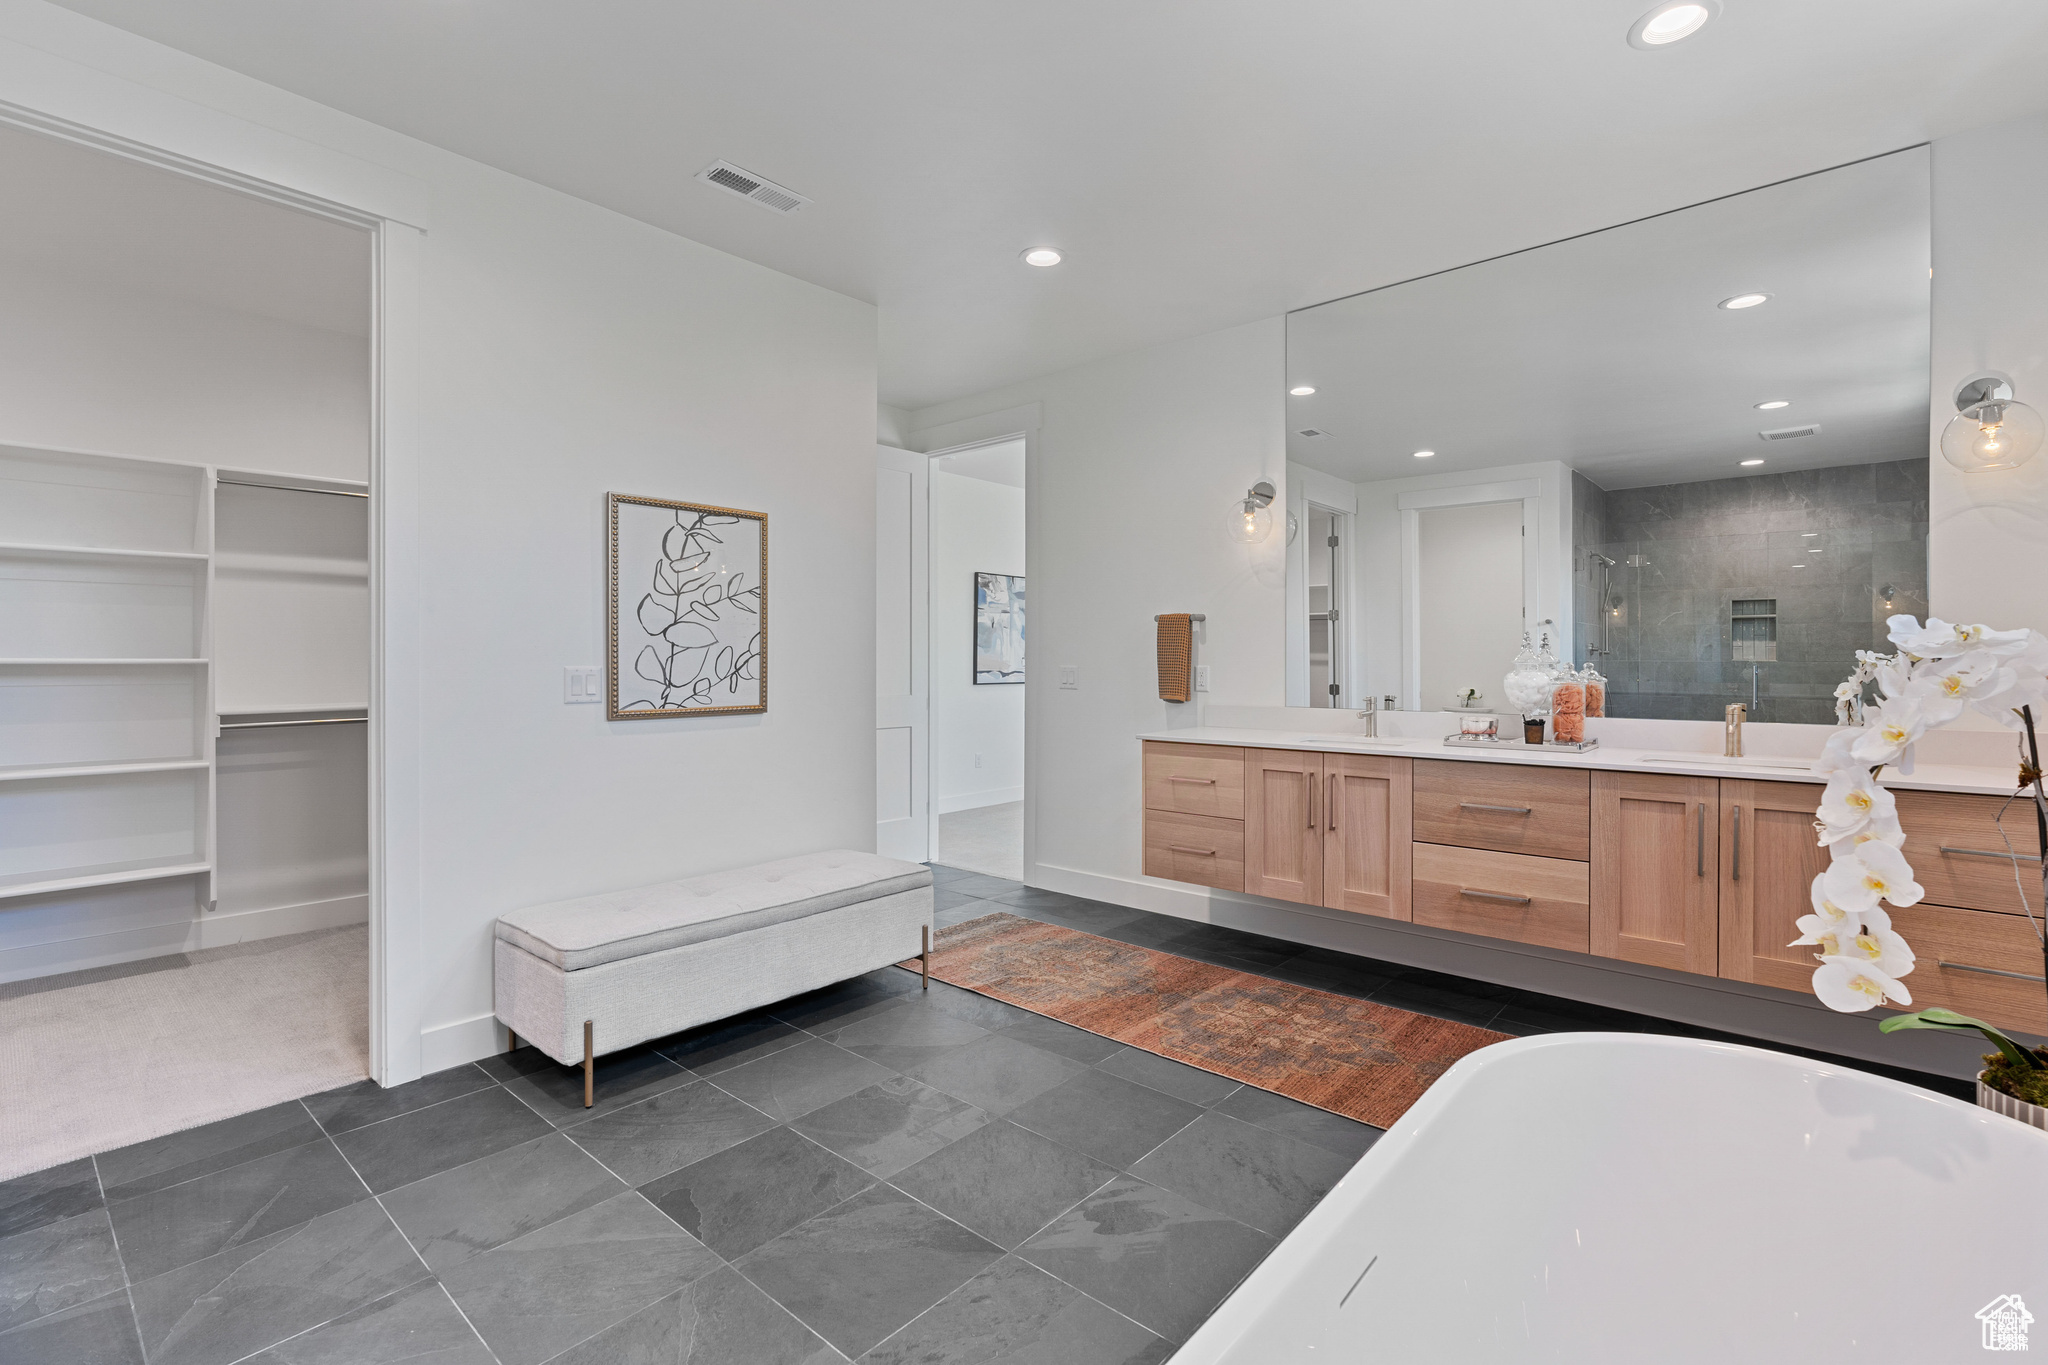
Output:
875,446,930,861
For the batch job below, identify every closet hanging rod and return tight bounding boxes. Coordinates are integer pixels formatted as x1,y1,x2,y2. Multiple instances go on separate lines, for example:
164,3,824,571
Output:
215,478,368,499
219,716,368,730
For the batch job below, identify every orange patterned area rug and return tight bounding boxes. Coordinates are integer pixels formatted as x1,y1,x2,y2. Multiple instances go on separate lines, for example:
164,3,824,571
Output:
908,912,1510,1129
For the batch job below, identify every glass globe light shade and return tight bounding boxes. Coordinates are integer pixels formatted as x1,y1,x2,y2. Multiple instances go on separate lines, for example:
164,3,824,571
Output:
1228,499,1275,544
1941,399,2044,473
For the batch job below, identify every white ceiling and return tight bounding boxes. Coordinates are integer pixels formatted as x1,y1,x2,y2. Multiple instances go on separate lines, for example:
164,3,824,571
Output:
933,439,1026,490
1287,147,1931,490
0,121,368,336
42,1,2048,409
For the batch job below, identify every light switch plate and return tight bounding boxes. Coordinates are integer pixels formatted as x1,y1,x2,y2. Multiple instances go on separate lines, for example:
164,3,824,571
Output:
1058,666,1079,690
564,666,601,703
1196,665,1211,692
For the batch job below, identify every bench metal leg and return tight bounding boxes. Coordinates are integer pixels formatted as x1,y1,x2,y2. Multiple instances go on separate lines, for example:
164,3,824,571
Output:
583,1020,594,1108
507,1026,518,1052
922,925,930,991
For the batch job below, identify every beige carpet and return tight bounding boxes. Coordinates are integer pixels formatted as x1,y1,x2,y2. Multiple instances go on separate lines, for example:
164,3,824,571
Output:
936,800,1023,880
0,925,368,1181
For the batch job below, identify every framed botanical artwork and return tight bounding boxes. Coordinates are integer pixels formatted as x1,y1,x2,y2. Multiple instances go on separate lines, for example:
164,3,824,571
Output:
608,493,766,718
973,571,1025,685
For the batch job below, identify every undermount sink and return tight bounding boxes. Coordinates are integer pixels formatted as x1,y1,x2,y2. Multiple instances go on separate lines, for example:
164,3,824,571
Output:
1294,734,1412,748
1639,752,1813,772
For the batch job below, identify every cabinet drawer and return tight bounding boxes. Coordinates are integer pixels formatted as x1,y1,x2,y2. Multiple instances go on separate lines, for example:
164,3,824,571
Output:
1413,842,1590,952
1896,789,2041,917
1144,809,1246,893
1413,759,1591,859
1143,741,1246,819
1882,903,2046,1036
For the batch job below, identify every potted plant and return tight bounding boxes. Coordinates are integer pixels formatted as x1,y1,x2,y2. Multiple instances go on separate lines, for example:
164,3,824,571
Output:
1807,617,2048,1126
1881,1008,2048,1131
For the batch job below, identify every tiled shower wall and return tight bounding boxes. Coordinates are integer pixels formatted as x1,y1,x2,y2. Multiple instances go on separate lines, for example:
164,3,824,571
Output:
1573,459,1929,724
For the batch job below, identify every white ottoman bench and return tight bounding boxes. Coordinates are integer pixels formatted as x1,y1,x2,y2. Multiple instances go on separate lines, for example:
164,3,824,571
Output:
493,849,933,1105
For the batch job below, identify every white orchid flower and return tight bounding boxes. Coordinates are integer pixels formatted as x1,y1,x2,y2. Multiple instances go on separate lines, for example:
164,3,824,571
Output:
1817,771,1896,844
1804,877,1861,934
1976,631,2048,727
1822,840,1924,911
1873,654,1910,699
1953,623,2033,656
1812,957,1913,1012
1813,726,1867,777
1849,699,1926,768
1835,922,1916,978
1887,615,1965,660
1905,650,2010,725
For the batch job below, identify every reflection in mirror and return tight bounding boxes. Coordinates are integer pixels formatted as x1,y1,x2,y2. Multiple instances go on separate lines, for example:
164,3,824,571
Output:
1283,146,1931,723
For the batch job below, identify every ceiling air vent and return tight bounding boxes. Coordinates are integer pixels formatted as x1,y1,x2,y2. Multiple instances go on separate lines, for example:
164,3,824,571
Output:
1759,423,1822,441
695,161,810,215
1296,428,1333,439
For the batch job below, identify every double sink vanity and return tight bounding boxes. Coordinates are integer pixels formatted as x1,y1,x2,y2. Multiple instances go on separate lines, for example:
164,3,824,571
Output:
1139,730,2046,1036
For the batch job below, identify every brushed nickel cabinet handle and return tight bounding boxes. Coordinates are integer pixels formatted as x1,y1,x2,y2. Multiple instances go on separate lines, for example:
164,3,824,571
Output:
1328,774,1337,831
1938,845,2045,864
1937,959,2048,983
1731,806,1741,881
1697,803,1706,878
1460,802,1533,815
1168,775,1216,785
1168,845,1218,857
1307,772,1316,831
1459,888,1532,905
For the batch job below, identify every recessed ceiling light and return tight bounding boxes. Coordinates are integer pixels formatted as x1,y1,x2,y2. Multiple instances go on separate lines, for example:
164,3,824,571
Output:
1412,450,1436,459
1628,1,1718,49
1755,400,1790,410
1290,385,1316,397
1801,532,1819,537
1792,563,1807,569
1740,459,1765,467
1719,292,1772,310
1021,248,1062,267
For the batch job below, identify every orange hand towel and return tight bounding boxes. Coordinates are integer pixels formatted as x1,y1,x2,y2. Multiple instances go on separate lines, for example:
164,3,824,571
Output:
1158,614,1194,703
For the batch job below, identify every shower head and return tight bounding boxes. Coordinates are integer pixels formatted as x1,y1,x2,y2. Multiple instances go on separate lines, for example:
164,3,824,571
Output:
1590,552,1616,568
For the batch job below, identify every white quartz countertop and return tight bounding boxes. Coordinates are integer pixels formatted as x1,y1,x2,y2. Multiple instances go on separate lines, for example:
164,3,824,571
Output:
1135,726,2025,796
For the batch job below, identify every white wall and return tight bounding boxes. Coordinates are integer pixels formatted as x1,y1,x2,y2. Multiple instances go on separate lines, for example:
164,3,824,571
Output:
0,3,878,1080
0,259,368,478
1928,110,2048,637
931,469,1025,812
909,318,1286,889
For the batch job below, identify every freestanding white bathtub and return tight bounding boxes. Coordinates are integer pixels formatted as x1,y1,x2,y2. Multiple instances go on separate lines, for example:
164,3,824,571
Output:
1173,1033,2048,1363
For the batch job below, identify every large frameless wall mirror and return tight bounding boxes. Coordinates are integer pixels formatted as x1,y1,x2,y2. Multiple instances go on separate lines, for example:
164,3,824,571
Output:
1282,145,1931,723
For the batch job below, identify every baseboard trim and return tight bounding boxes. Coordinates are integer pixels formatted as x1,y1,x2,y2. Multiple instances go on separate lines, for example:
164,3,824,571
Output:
934,787,1024,815
421,1010,506,1075
0,894,368,984
1026,861,1994,1080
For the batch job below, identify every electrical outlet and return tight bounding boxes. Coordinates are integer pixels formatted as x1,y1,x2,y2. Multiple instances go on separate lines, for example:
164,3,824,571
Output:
1196,665,1211,692
1059,666,1079,690
564,666,601,703
974,753,982,769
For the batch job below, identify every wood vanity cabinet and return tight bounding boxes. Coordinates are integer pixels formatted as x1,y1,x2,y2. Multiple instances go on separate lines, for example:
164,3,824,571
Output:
1243,749,1324,904
1324,753,1414,920
1715,780,1830,993
1592,771,1719,975
1142,740,2046,1035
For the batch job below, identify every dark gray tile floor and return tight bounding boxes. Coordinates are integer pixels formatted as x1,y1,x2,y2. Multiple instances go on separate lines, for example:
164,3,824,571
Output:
3,862,1969,1365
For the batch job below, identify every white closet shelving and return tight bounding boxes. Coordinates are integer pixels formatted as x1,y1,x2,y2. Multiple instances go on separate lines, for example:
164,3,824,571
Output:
0,439,367,914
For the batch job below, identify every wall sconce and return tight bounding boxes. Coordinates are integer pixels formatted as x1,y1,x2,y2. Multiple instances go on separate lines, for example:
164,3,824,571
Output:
1229,481,1277,544
1941,374,2043,473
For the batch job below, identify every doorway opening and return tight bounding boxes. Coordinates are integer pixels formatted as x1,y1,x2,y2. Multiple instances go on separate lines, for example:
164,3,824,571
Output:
873,436,1027,881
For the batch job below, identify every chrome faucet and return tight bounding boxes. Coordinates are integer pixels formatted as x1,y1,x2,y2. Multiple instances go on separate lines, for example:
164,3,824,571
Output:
1724,703,1746,758
1357,699,1378,738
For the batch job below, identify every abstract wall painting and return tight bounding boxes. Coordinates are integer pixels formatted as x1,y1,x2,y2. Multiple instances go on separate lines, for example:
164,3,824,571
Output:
974,571,1025,685
608,493,766,717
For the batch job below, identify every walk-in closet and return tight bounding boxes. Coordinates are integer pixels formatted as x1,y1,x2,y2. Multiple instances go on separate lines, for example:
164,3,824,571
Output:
0,120,374,1169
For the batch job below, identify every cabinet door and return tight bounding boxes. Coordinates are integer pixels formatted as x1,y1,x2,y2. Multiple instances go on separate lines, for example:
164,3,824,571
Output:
1592,771,1718,974
1244,748,1323,905
1716,779,1829,992
1324,754,1412,919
